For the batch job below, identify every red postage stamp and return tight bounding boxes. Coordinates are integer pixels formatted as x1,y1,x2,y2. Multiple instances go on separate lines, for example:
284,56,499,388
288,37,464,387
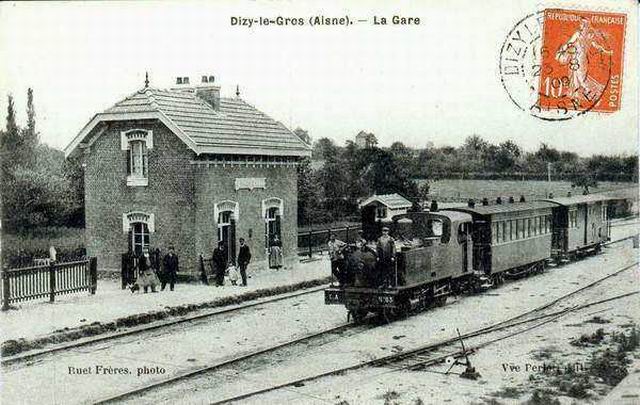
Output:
538,9,626,114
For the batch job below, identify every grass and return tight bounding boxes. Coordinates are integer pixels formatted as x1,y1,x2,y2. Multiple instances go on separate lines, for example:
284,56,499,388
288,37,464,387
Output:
492,386,523,399
420,179,636,202
523,324,640,403
570,328,606,347
2,227,85,267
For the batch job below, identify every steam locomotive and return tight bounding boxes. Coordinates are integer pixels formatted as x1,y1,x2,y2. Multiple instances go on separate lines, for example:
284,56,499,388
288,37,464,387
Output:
324,194,614,322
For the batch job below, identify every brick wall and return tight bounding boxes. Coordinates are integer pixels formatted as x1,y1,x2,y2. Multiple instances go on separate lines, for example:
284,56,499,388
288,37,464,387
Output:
194,164,298,270
84,119,300,276
84,120,196,272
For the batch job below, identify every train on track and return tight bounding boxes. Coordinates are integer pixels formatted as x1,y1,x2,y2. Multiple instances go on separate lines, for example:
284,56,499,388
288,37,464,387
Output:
325,194,618,322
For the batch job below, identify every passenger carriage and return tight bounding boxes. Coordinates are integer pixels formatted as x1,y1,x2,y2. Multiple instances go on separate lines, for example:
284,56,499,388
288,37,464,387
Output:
541,195,613,259
448,200,556,283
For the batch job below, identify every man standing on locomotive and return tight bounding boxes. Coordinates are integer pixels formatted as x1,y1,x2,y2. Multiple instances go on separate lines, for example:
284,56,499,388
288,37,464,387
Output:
328,233,347,284
376,226,397,287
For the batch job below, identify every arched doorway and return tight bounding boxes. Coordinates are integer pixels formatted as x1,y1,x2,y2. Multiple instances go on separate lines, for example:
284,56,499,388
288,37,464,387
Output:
215,201,239,263
262,198,283,251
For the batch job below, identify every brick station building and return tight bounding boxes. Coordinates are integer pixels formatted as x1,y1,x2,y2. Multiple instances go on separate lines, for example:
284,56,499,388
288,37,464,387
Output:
65,77,311,277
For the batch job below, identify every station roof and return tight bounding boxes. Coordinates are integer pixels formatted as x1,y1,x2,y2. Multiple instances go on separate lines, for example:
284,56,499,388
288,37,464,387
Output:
540,194,617,206
448,201,557,216
65,87,312,158
359,194,413,209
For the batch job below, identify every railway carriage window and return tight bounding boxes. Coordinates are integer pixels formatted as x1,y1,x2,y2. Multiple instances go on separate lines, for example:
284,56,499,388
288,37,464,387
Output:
527,218,531,238
502,221,507,242
546,215,551,233
508,220,513,241
514,220,519,240
533,217,538,236
519,219,525,239
494,222,501,243
492,222,497,243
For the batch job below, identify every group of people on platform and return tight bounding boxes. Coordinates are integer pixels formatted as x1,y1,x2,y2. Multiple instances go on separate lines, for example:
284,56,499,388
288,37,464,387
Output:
205,235,282,287
123,234,283,291
328,226,397,288
208,238,252,287
122,246,179,293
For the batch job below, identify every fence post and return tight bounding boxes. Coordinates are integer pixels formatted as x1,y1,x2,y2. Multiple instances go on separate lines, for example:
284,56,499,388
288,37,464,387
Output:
2,271,9,311
308,230,313,258
49,262,56,303
89,257,97,294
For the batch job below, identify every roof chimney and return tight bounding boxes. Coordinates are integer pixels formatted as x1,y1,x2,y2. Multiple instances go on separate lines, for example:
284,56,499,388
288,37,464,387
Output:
508,196,515,203
430,200,438,212
195,74,220,110
482,198,489,206
467,199,475,208
496,196,503,205
176,76,190,85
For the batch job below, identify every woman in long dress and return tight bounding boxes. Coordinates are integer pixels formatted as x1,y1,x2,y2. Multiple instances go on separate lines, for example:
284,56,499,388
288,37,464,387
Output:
269,236,283,269
138,251,160,293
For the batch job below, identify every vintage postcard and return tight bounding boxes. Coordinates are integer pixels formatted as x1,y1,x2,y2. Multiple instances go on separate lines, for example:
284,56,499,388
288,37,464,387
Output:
0,1,638,404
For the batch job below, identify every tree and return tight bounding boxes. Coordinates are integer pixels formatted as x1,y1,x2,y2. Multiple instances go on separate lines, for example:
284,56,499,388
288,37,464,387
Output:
293,127,311,145
23,88,38,165
495,140,522,172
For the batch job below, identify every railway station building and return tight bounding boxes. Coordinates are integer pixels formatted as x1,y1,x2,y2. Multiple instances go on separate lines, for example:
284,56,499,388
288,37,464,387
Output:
65,77,311,277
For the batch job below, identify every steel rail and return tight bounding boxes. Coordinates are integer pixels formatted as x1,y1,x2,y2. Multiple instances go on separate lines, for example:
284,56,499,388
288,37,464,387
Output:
96,258,638,405
209,287,639,405
2,284,329,366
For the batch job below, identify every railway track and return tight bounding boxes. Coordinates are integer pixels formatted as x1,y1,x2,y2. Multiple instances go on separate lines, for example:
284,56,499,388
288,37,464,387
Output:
95,258,638,405
6,233,636,368
2,284,330,366
208,267,639,405
93,321,373,404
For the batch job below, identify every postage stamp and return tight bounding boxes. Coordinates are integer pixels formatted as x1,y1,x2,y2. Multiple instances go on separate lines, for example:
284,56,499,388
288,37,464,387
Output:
499,8,627,120
538,9,626,115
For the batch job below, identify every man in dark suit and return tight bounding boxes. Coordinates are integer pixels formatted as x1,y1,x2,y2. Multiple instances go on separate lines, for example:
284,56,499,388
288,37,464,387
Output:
212,241,227,286
162,246,179,291
237,238,252,286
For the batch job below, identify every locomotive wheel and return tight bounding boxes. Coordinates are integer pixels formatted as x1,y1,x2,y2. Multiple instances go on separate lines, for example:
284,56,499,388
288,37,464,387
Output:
351,309,368,324
434,295,447,307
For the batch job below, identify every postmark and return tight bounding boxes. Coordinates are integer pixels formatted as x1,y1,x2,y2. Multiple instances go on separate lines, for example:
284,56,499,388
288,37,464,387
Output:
499,9,626,120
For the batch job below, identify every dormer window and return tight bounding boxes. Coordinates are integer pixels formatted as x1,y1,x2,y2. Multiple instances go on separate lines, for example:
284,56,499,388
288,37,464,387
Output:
121,129,153,186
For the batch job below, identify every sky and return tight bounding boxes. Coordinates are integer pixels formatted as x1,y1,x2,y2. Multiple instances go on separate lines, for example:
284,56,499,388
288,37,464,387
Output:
0,0,637,156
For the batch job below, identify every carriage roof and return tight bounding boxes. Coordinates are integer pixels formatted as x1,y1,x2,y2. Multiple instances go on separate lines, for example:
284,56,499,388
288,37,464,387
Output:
540,194,617,206
447,201,556,216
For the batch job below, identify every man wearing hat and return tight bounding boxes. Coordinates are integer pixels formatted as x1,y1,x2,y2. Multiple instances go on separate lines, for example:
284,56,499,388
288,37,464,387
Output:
162,245,179,291
376,226,396,287
328,233,347,284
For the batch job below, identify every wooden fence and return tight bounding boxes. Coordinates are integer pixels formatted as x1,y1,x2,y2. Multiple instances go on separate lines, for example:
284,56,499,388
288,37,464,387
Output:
1,258,97,310
297,225,362,257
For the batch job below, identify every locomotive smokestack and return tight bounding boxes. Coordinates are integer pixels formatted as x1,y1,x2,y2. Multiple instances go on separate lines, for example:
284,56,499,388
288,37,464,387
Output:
430,200,438,212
